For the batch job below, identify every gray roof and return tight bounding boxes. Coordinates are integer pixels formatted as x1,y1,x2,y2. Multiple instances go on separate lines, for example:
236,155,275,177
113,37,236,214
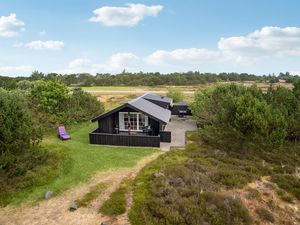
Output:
142,93,173,104
92,94,171,124
128,97,171,124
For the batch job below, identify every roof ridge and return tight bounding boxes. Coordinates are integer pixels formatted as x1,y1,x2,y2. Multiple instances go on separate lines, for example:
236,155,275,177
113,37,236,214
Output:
128,92,152,104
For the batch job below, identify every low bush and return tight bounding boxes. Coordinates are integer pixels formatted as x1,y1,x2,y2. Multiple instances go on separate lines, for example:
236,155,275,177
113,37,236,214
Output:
246,188,261,201
0,147,64,206
129,131,300,225
129,146,253,225
255,207,275,223
62,90,105,124
166,87,184,103
100,179,132,216
271,174,300,200
276,189,294,203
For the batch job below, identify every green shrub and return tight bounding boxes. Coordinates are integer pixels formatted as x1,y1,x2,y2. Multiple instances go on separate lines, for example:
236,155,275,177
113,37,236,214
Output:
271,174,300,200
191,84,288,151
210,168,257,188
62,90,104,123
246,188,261,200
0,88,42,159
0,147,64,206
166,87,184,103
255,207,275,223
28,81,105,129
30,80,68,113
0,88,49,205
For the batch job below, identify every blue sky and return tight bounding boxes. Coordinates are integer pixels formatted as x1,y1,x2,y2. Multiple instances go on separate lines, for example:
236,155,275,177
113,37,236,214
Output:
1,0,300,76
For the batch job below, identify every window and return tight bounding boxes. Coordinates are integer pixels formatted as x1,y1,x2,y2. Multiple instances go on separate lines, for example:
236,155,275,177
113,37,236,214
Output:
126,113,137,130
139,114,146,129
119,112,148,131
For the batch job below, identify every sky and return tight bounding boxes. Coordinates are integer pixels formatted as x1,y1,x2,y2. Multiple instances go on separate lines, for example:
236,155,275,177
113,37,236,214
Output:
1,0,300,77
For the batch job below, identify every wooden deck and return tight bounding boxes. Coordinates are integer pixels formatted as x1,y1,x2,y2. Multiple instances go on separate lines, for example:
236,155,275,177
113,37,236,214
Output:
89,129,161,147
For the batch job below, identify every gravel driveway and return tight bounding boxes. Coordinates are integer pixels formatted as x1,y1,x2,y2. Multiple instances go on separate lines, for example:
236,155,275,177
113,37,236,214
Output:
161,116,197,151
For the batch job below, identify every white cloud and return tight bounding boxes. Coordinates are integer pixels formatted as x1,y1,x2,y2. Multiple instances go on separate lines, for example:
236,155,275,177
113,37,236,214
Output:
25,40,64,50
69,58,92,69
89,3,163,27
0,13,25,37
109,53,139,68
0,65,33,76
58,53,139,74
146,26,300,67
218,26,300,63
146,48,220,66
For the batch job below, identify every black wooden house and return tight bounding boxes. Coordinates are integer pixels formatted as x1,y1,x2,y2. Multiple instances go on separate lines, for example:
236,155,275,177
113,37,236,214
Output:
89,93,172,147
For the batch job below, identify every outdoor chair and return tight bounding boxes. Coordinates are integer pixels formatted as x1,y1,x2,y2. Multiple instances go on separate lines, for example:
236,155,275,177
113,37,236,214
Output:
58,126,71,140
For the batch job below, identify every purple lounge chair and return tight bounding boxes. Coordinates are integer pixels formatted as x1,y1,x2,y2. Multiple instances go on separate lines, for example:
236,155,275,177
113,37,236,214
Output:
58,126,71,140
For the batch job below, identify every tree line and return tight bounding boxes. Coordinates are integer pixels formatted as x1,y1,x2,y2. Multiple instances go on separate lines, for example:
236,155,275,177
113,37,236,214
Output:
1,71,299,89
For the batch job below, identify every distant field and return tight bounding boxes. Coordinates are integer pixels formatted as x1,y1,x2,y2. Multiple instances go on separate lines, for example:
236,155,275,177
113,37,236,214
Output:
82,86,153,91
82,85,200,92
90,92,194,110
82,81,293,110
81,81,293,93
96,94,139,110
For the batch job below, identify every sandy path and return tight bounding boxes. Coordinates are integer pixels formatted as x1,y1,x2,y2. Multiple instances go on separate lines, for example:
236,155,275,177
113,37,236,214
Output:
0,153,161,225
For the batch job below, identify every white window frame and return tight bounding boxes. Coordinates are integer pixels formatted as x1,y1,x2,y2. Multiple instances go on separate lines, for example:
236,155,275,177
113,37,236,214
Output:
119,112,148,131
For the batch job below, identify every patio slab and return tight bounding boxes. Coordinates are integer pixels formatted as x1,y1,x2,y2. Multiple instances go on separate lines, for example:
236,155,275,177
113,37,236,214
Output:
161,115,197,151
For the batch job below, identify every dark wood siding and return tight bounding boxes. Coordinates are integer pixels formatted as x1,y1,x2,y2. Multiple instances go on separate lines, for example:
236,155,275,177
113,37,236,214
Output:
160,131,171,142
171,105,192,115
99,115,113,133
148,118,160,135
89,131,160,147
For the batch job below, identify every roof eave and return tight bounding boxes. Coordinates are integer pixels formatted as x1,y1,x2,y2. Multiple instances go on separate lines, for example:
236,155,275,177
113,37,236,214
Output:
91,103,130,122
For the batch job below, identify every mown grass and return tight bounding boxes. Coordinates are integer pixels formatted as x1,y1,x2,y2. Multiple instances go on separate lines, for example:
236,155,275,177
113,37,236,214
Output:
3,122,157,206
100,179,133,216
129,132,300,225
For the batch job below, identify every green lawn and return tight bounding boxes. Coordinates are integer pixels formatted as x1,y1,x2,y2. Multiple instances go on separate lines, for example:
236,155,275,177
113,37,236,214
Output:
9,122,157,205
